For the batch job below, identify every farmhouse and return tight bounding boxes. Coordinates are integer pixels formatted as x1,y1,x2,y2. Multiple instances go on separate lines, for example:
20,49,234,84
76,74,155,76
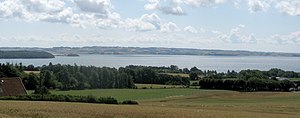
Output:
0,77,27,96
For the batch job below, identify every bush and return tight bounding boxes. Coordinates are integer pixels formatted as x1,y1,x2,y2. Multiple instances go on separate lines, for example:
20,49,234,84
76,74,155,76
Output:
86,95,97,103
191,82,199,86
99,97,118,104
0,94,121,105
34,86,50,95
121,100,139,105
141,87,147,89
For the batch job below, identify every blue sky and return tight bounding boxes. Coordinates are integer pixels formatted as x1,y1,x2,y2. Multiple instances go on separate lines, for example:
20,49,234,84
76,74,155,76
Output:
0,0,299,53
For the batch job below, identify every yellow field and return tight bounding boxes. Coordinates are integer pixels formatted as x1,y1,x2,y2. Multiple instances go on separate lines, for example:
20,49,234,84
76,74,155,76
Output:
135,84,185,89
1,89,300,118
24,71,40,74
0,100,299,118
163,73,190,77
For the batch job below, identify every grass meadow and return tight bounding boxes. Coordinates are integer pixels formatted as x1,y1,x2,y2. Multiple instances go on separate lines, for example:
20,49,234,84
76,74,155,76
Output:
3,86,300,117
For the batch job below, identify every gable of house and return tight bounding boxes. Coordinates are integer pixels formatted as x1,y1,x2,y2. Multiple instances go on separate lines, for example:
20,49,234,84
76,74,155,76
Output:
0,77,27,96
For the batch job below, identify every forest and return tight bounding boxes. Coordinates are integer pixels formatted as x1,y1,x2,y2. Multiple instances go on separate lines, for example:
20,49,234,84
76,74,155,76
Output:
0,63,299,92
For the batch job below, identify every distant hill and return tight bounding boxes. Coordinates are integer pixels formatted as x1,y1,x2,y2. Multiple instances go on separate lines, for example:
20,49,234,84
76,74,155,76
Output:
0,47,300,57
0,51,55,59
46,46,300,57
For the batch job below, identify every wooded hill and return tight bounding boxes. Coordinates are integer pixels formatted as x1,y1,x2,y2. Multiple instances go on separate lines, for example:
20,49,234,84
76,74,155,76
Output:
0,51,54,59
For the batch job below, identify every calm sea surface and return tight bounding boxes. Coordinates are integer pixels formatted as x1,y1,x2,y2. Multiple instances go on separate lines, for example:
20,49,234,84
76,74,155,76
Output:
1,54,300,72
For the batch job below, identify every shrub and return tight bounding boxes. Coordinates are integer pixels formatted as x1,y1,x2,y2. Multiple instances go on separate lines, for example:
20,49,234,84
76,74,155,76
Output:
86,95,97,103
0,94,122,105
100,97,118,104
191,82,199,86
141,87,147,89
34,86,50,95
121,100,139,105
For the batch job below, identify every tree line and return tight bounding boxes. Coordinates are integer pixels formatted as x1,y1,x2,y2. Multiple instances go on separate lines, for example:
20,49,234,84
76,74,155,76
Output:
0,63,190,91
0,63,299,92
198,69,299,92
120,66,190,86
199,78,295,92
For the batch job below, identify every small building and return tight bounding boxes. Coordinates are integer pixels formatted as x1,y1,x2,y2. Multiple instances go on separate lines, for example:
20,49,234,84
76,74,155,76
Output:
0,77,27,96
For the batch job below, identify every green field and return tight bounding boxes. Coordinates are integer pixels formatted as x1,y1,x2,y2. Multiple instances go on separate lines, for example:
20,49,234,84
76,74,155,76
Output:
6,88,300,117
163,73,190,77
289,78,300,81
44,88,203,101
135,84,186,89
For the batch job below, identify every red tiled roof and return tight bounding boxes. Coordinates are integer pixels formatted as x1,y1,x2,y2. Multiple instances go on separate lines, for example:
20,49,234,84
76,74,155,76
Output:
0,77,27,96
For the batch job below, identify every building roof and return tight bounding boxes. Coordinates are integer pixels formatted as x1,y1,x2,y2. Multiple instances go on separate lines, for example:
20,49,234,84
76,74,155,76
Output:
0,77,27,96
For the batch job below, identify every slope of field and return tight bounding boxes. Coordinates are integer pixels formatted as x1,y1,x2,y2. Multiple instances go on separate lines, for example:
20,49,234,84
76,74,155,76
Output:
0,99,299,118
5,89,300,118
45,89,202,101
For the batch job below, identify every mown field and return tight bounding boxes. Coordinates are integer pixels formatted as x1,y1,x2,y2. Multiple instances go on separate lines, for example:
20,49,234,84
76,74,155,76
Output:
3,88,300,118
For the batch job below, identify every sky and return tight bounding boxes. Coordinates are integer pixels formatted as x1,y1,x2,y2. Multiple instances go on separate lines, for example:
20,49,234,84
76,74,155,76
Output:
0,0,299,53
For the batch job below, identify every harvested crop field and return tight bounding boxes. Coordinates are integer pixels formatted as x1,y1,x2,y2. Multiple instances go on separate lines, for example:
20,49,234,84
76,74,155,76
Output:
2,89,300,118
0,100,299,118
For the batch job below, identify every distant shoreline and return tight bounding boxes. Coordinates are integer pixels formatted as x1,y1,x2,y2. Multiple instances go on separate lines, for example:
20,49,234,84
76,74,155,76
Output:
1,46,300,57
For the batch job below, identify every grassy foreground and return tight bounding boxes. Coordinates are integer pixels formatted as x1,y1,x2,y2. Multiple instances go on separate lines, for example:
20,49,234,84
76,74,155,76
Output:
3,88,300,118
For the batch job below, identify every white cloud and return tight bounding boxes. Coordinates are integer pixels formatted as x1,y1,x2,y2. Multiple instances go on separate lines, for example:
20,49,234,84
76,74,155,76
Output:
215,24,257,44
140,13,162,29
0,0,123,29
270,31,300,44
144,0,227,15
121,13,162,32
184,26,198,33
123,18,157,31
161,22,180,32
232,0,241,8
75,0,110,16
0,0,73,22
212,30,221,34
144,0,300,16
122,13,181,32
24,0,66,13
183,0,226,7
144,0,186,15
276,0,300,16
160,6,186,15
0,0,30,20
247,0,270,13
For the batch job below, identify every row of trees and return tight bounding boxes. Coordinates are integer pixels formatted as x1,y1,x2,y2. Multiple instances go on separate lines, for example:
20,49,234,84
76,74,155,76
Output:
34,64,190,90
0,63,135,90
120,66,190,86
201,68,300,80
1,63,299,92
1,63,190,91
38,64,135,90
199,78,296,92
198,69,299,92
